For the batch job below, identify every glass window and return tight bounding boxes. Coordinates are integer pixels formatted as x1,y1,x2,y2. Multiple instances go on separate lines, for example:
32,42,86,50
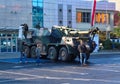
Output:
59,9,62,12
33,0,37,1
69,21,71,24
7,34,11,36
38,3,43,7
76,12,90,23
59,20,63,26
1,38,7,52
32,0,43,28
8,38,11,52
2,34,6,37
95,13,110,24
68,9,71,13
33,1,37,6
76,12,82,23
12,38,16,52
76,11,110,24
0,33,2,37
59,20,63,24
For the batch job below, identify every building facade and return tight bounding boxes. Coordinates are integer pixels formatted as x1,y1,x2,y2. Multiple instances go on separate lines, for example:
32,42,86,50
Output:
42,0,115,31
109,0,120,11
0,0,115,52
0,0,32,52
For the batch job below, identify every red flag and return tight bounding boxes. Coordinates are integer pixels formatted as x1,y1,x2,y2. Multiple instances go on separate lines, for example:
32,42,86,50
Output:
91,0,96,27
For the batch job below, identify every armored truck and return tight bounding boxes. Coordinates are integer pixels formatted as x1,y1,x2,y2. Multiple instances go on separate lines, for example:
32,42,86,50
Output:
18,24,99,62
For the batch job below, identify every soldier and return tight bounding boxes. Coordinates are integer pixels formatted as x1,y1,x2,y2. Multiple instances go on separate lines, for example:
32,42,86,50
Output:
78,40,87,66
20,42,27,63
36,42,42,65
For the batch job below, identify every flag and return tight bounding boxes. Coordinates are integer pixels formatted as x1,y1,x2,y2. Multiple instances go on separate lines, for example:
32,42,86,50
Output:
91,0,96,27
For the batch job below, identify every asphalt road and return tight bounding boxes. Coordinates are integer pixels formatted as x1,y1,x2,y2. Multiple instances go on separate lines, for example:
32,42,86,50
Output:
0,54,120,84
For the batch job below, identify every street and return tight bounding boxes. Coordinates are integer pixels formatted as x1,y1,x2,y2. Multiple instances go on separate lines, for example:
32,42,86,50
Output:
0,53,120,84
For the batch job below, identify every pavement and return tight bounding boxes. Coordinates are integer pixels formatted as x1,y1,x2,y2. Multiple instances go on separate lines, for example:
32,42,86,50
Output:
0,52,20,59
0,50,120,63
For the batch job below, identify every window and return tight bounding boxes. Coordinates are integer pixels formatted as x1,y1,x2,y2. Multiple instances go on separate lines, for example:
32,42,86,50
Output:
76,12,82,23
68,9,71,13
59,9,62,12
76,12,90,23
68,21,71,24
32,0,43,28
76,11,110,24
59,20,63,24
59,20,63,26
95,13,110,24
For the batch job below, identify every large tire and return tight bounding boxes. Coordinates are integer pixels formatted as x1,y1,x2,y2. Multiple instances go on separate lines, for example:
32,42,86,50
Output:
59,47,69,62
24,46,30,58
30,46,36,58
48,46,58,61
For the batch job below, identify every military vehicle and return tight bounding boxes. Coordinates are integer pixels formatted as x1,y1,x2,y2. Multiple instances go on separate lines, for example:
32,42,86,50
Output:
18,24,99,62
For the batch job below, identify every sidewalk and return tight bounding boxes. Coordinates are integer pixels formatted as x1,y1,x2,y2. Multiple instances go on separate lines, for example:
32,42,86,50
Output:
0,52,50,63
0,52,20,59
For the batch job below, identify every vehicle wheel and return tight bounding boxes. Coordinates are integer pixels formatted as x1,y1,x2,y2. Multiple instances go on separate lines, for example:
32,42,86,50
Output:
30,46,36,58
59,47,69,61
48,46,58,61
24,46,30,58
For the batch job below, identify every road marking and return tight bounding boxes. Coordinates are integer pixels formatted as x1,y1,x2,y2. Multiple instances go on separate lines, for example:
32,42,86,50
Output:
13,66,24,68
99,64,120,68
35,68,88,75
0,78,37,83
0,70,120,83
72,65,120,73
61,83,70,84
84,67,120,72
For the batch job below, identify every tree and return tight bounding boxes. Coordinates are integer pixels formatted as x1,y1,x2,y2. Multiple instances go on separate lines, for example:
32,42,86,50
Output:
119,12,120,16
114,27,120,38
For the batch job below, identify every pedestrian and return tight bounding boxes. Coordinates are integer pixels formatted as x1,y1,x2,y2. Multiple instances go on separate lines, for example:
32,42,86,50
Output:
20,42,27,63
36,42,42,66
78,40,87,66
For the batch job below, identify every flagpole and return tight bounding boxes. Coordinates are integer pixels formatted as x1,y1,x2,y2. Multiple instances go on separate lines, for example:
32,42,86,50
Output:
91,0,96,28
90,0,97,41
